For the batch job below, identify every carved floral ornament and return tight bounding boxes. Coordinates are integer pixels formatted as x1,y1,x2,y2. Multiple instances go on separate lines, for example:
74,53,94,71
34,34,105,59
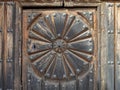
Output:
27,12,94,81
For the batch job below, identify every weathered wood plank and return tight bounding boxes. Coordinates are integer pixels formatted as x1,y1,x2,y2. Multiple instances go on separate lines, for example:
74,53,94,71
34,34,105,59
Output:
5,2,15,89
100,3,115,90
14,2,22,90
115,3,120,90
79,68,94,90
60,81,76,90
64,0,100,7
0,3,4,90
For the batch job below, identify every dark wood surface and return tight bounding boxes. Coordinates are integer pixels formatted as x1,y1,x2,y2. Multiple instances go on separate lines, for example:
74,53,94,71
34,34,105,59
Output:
0,1,119,90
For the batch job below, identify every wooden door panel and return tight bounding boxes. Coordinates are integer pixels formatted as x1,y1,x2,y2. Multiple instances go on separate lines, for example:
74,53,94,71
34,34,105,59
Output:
22,8,97,90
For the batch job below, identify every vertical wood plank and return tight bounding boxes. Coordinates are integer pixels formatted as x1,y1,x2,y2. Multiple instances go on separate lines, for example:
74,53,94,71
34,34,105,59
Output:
101,3,115,90
2,2,8,90
14,2,22,90
115,3,120,90
0,2,4,90
6,2,15,89
60,81,76,90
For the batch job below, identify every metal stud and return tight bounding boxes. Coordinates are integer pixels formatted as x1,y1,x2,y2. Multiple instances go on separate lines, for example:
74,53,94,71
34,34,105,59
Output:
62,85,65,88
53,74,56,78
89,79,93,82
40,69,43,72
108,61,111,64
46,15,49,18
83,25,86,28
76,19,80,23
83,62,88,65
70,73,74,76
76,69,80,73
89,17,92,21
53,13,56,17
89,48,92,51
111,61,114,64
30,56,33,59
55,85,57,88
37,79,40,82
80,79,83,82
117,4,120,7
58,34,61,37
89,12,93,15
45,73,50,77
108,4,113,7
90,70,93,73
51,37,54,40
63,74,66,78
111,30,114,33
63,13,66,17
83,12,86,15
69,15,74,18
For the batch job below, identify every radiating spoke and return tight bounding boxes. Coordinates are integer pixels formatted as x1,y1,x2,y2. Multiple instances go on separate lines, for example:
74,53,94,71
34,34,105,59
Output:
68,47,92,56
68,49,90,63
68,36,92,44
62,16,76,37
31,50,50,63
32,28,51,42
28,48,50,55
44,16,57,38
61,53,68,78
29,33,50,43
61,14,68,38
36,22,53,38
68,27,89,42
45,54,57,77
62,53,75,76
51,15,57,38
44,54,56,74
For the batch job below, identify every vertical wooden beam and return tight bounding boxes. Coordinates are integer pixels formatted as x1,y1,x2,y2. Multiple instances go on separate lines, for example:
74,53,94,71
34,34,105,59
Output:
101,3,115,90
0,2,4,90
2,2,7,90
14,1,22,90
115,3,120,90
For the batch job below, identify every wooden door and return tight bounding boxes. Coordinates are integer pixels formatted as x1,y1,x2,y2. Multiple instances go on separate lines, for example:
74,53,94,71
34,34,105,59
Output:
0,1,119,90
22,8,97,90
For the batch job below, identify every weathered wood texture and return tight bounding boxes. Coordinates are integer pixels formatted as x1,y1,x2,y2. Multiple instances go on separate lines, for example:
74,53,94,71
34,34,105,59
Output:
22,8,97,90
115,3,120,90
0,2,21,90
0,1,118,90
101,3,115,90
0,2,4,90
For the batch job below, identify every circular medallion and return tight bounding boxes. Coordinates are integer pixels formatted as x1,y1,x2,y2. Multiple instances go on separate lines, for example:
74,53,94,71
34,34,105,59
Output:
27,13,94,81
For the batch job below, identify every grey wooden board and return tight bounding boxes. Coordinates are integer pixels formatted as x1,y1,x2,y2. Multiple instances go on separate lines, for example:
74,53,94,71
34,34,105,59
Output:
79,68,94,90
0,3,3,90
60,81,76,90
100,3,114,90
115,3,120,90
106,65,114,90
106,3,114,90
27,72,42,90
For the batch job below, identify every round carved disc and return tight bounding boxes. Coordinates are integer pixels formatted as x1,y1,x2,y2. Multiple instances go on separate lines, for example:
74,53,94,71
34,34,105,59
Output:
27,13,94,81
